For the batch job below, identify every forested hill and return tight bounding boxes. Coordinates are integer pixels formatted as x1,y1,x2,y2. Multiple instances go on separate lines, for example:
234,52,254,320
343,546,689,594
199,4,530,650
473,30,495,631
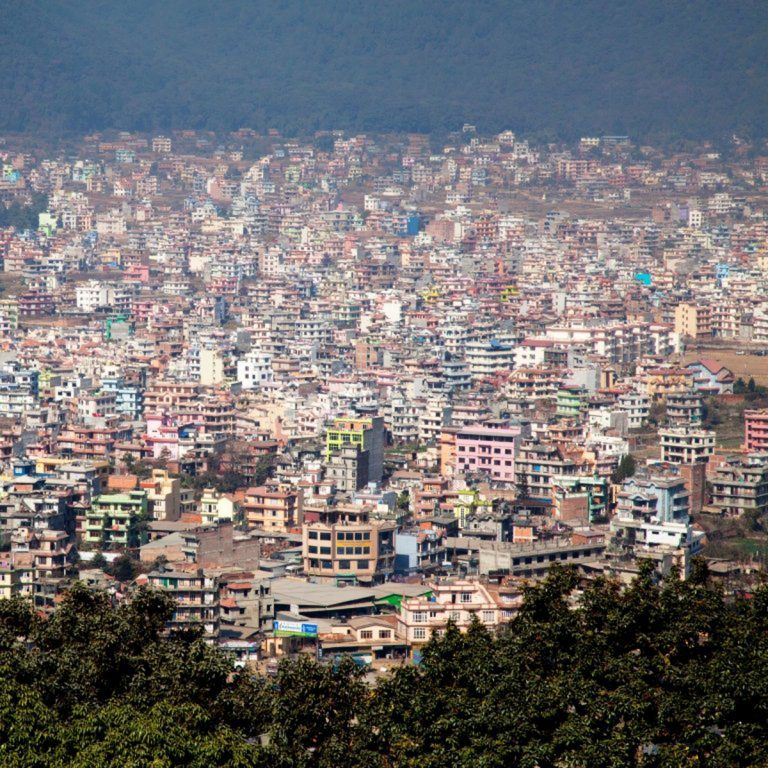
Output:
2,0,767,141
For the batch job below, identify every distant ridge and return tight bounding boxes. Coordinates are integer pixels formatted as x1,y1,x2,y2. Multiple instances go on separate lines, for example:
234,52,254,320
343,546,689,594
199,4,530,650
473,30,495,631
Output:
1,0,767,140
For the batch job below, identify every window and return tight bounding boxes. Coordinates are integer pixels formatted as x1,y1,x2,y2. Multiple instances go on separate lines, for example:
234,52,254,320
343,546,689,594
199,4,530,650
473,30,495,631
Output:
357,560,369,569
379,630,392,639
308,530,318,540
338,560,351,569
482,611,495,623
320,547,331,555
319,532,331,541
449,611,460,622
413,612,427,623
308,545,318,554
460,592,472,603
360,630,373,640
413,627,427,640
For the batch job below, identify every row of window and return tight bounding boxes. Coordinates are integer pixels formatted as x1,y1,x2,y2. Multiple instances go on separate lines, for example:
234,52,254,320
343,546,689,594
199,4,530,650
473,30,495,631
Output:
307,559,370,570
511,549,598,566
307,530,371,541
411,624,500,641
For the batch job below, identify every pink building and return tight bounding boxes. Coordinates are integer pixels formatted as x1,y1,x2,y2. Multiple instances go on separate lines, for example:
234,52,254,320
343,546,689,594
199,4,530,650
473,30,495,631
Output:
144,413,195,460
454,421,524,484
745,410,768,452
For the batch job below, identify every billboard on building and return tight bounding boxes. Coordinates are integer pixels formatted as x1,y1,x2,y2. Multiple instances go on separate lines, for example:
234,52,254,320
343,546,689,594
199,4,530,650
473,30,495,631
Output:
273,620,318,637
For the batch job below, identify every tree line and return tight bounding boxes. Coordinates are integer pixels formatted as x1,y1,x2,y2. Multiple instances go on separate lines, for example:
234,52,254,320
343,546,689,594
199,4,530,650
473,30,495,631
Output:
1,562,768,766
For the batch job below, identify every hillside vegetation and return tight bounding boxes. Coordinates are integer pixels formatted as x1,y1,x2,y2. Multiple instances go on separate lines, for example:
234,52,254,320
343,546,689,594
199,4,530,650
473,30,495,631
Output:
3,566,768,766
1,1,767,141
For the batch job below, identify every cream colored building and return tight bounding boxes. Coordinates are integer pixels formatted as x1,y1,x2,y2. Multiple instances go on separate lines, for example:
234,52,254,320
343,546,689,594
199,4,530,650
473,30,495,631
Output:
674,302,711,339
397,580,514,648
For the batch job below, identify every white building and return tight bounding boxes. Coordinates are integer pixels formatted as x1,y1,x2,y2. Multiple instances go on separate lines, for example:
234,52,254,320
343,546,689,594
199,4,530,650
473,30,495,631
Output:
237,350,273,390
617,391,650,429
658,427,716,465
75,281,114,312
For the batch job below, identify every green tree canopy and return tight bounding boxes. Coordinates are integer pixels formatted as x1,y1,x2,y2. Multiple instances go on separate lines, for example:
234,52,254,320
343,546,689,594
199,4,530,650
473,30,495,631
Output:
3,568,768,765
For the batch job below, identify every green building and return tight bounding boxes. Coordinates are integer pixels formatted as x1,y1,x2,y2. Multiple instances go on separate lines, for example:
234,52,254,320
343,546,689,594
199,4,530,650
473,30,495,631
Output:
556,387,586,418
85,490,148,549
325,416,384,485
552,475,610,522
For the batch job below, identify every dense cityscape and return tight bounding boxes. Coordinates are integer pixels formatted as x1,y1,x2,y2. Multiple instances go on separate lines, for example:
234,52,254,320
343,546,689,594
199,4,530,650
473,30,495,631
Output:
3,124,768,762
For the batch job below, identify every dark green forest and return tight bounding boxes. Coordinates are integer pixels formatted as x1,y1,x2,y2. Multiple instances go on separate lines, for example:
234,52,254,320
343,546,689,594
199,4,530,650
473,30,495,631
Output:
1,1,767,141
4,564,768,767
0,194,48,231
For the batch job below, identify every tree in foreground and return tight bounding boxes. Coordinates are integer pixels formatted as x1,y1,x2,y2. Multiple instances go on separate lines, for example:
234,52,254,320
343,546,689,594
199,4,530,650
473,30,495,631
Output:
2,565,768,766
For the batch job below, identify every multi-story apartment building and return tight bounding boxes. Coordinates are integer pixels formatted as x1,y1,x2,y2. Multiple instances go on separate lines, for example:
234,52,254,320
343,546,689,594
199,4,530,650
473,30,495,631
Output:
744,410,768,452
101,377,144,420
556,386,586,418
236,349,273,389
143,382,201,412
465,339,516,380
707,454,768,518
515,441,586,499
685,360,735,395
666,390,703,425
84,490,148,548
140,469,181,522
418,396,452,445
325,416,385,485
674,302,712,339
394,524,446,574
200,488,235,526
617,391,650,429
243,484,301,532
302,503,396,585
325,445,371,494
611,467,702,576
58,424,130,461
644,366,695,400
146,568,219,641
658,427,716,465
388,394,421,444
454,421,525,484
397,581,508,649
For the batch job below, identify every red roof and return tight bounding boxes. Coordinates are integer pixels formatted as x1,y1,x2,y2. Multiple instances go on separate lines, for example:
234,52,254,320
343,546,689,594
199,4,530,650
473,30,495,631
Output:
690,358,730,376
